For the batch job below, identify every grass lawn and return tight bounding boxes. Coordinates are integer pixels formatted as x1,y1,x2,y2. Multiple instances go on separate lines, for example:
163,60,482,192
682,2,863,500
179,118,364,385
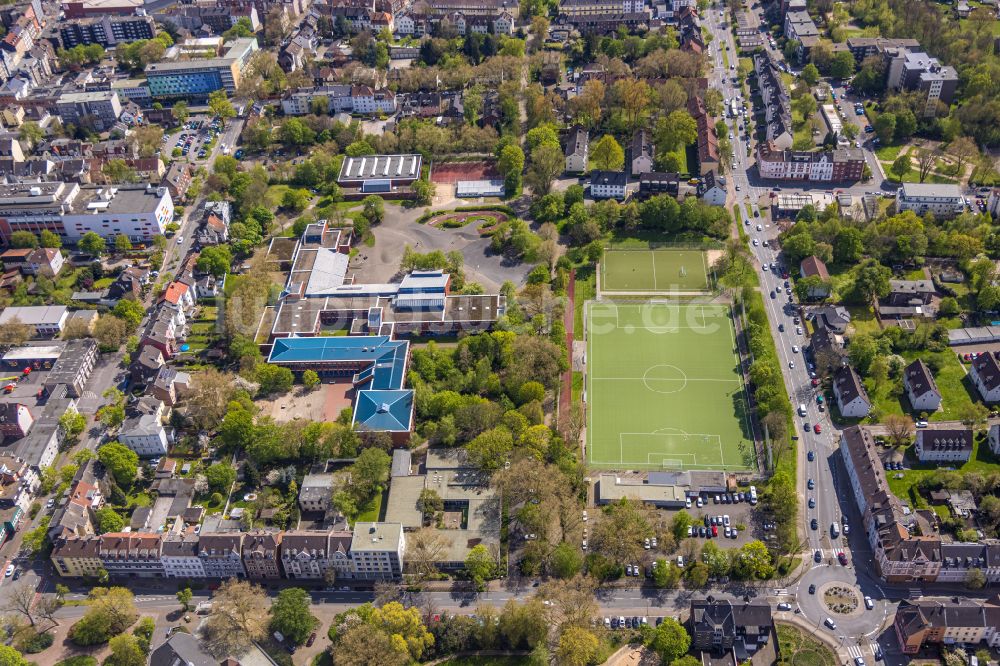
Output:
874,144,904,161
883,169,958,185
93,277,114,289
353,490,385,525
845,305,880,336
572,371,583,405
601,248,710,292
871,351,975,422
573,268,596,339
886,434,1000,509
776,623,837,666
223,274,245,298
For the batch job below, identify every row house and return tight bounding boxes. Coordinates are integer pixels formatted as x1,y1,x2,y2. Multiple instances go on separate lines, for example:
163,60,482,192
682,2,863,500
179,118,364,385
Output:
914,428,973,463
755,141,865,182
833,365,871,418
840,426,946,583
688,93,718,176
753,51,793,150
280,84,396,115
53,525,406,580
100,532,165,578
280,530,353,580
894,597,1000,654
969,352,1000,403
394,10,513,36
934,542,1000,585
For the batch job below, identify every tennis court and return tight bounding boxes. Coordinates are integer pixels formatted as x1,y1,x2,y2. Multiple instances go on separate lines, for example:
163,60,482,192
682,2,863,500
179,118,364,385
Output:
586,301,755,471
601,249,710,293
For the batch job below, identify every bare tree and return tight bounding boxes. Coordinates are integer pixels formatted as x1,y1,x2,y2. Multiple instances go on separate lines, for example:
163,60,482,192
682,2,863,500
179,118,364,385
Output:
202,580,269,657
405,528,450,580
915,148,937,183
4,583,59,632
538,575,600,632
0,317,32,346
949,136,979,176
882,413,915,448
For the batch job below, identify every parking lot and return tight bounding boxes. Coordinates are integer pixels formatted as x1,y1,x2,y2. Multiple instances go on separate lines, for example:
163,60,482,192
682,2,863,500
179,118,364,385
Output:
168,116,228,162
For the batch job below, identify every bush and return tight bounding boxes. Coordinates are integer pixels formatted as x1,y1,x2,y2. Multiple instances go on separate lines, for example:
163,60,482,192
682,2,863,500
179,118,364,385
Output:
21,631,54,653
56,658,98,666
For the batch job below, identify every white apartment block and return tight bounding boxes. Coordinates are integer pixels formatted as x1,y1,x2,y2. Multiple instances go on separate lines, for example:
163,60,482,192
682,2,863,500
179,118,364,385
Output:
350,522,404,580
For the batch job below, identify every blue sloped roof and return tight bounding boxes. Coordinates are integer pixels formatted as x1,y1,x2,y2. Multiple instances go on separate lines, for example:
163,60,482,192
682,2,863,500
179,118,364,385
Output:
267,335,408,390
353,389,414,432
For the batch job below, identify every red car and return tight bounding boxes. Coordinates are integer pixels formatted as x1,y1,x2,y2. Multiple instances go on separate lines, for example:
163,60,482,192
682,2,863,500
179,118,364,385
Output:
813,424,822,434
837,552,848,566
811,378,820,387
711,525,718,537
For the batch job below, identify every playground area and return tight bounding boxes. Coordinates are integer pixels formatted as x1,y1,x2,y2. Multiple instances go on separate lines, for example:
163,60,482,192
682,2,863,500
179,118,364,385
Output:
425,210,508,234
429,160,500,183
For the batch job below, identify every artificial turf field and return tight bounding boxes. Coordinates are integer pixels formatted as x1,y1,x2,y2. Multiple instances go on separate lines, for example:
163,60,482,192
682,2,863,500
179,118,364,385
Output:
586,302,755,471
601,249,710,293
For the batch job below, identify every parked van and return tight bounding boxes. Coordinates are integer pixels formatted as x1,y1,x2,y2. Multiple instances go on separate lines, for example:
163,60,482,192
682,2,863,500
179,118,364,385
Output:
831,523,840,538
748,486,758,505
798,404,807,416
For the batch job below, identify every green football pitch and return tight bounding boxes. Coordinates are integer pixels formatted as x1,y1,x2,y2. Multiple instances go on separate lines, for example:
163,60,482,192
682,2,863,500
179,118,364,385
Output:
601,249,710,293
586,302,756,471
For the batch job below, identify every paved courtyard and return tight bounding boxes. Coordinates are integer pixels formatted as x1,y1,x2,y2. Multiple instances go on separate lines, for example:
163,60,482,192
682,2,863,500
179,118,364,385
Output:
351,203,534,292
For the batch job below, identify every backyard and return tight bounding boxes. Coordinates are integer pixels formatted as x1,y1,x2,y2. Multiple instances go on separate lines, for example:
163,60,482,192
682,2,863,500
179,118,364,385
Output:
886,434,1000,509
871,350,977,422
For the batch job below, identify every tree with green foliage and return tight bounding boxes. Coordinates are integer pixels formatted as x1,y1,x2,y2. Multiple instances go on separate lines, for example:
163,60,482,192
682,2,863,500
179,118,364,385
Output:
255,364,294,394
800,63,820,85
177,588,193,612
731,540,774,580
112,298,144,328
671,510,694,541
95,507,125,534
171,101,189,124
830,51,856,79
464,544,496,590
9,231,38,249
654,110,698,152
78,232,106,256
890,154,912,182
549,542,583,579
98,442,138,486
556,627,599,666
498,144,525,196
591,134,625,171
205,463,236,493
59,409,86,444
269,588,319,645
208,90,236,126
196,245,233,277
302,370,320,390
646,617,691,663
39,230,61,249
0,646,29,666
362,195,385,227
352,448,390,499
873,113,896,144
18,122,43,150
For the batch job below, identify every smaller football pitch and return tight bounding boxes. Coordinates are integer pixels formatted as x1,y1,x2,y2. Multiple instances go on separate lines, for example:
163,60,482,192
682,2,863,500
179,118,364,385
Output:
601,248,710,293
586,301,756,471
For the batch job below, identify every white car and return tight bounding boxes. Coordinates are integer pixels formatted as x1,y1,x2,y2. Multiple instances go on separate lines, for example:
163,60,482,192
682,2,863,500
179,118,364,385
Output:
752,239,759,246
792,345,800,353
723,515,730,526
824,617,837,630
677,556,684,567
644,538,650,550
696,496,704,507
4,565,13,577
864,596,874,610
176,236,184,244
685,497,692,509
789,361,795,369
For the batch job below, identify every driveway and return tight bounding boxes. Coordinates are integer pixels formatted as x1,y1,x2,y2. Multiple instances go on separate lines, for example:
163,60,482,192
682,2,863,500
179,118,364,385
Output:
354,203,533,292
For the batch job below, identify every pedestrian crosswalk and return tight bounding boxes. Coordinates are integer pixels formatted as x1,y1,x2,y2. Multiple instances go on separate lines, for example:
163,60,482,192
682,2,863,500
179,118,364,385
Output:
846,645,865,660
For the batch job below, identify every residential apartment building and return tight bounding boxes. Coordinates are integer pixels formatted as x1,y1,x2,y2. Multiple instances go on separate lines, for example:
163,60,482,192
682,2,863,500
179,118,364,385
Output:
894,598,1000,654
756,141,865,182
55,90,122,132
840,426,944,583
845,37,920,64
0,403,33,439
590,170,627,200
895,183,965,217
0,182,174,244
119,411,170,457
50,536,103,578
350,522,404,580
59,15,155,47
969,352,1000,403
161,534,206,578
914,428,973,463
242,530,282,579
145,38,258,99
903,358,941,412
559,0,646,15
688,600,773,655
884,49,959,117
629,130,654,176
753,52,793,149
280,530,353,580
298,473,334,513
198,533,246,578
99,532,165,578
833,365,871,418
564,125,589,173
